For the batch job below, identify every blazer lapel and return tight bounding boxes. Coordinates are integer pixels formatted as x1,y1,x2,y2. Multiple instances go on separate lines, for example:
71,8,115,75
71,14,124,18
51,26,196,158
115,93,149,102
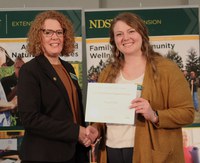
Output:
35,55,71,106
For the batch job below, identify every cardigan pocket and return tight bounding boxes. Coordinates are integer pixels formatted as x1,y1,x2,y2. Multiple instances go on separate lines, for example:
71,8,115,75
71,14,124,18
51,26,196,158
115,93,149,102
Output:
152,149,173,163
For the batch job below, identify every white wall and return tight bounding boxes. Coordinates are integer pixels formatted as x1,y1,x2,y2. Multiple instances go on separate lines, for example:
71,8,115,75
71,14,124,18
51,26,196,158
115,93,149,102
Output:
0,0,196,9
0,0,100,9
100,0,189,8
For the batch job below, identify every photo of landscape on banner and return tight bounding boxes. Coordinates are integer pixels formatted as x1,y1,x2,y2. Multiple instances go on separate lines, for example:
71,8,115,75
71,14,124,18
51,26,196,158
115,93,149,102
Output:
85,7,200,125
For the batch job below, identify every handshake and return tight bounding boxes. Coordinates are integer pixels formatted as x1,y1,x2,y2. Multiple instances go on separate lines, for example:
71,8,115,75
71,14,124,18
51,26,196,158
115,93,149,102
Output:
78,125,99,147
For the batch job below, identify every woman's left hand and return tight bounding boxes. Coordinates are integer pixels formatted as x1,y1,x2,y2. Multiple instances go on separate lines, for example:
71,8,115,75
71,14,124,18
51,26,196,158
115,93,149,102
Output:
130,97,157,123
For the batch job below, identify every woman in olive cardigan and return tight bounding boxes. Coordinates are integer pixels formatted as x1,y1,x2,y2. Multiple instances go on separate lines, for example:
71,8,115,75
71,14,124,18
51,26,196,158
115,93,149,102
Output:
94,12,194,163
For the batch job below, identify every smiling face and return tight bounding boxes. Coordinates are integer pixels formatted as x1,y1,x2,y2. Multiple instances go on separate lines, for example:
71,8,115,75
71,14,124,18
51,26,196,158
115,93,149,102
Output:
41,19,64,60
113,20,143,56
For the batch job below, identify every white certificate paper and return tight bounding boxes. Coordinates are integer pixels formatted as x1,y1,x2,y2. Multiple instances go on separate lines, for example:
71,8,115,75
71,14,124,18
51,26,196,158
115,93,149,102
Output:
85,83,137,124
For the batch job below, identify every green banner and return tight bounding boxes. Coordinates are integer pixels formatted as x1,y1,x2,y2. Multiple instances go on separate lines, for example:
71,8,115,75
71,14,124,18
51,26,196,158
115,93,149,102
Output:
0,10,82,38
85,7,200,126
0,9,83,130
85,8,199,38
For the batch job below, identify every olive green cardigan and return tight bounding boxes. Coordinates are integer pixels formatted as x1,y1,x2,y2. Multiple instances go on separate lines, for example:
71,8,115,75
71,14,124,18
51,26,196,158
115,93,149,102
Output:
96,56,194,163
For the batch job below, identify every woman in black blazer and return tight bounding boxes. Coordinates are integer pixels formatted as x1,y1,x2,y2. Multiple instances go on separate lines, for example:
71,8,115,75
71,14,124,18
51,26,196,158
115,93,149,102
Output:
18,10,98,163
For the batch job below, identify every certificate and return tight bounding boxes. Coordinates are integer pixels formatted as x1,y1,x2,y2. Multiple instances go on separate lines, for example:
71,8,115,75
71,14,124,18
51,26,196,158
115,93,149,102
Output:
85,83,137,124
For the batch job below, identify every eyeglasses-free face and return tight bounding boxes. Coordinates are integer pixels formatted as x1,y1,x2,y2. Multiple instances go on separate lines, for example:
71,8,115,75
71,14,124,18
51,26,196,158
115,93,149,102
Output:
41,29,65,37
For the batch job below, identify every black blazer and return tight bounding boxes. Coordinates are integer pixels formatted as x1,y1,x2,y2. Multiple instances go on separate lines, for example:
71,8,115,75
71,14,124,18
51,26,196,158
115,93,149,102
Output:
18,55,87,162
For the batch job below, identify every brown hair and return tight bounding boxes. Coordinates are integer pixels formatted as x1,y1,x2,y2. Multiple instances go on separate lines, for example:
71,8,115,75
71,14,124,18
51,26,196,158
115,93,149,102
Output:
107,12,161,82
27,10,75,56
